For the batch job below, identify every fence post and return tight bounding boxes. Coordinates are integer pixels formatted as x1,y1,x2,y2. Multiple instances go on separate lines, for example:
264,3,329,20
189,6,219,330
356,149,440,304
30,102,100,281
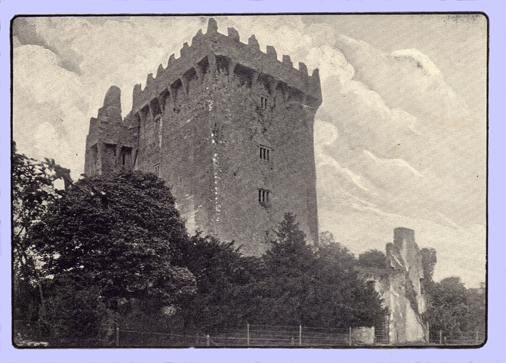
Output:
299,325,302,346
475,330,479,344
247,323,250,347
115,322,120,347
349,327,352,346
439,330,442,345
206,334,210,347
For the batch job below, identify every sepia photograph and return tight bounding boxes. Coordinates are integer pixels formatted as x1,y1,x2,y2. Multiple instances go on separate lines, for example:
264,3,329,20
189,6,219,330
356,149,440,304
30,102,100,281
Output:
9,11,489,353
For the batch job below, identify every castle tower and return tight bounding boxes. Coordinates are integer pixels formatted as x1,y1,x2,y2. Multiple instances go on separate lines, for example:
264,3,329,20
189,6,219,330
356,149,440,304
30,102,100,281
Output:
85,18,322,255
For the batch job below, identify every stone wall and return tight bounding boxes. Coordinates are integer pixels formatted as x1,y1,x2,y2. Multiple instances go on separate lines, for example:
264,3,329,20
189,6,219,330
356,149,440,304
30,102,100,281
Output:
351,327,375,345
364,228,428,344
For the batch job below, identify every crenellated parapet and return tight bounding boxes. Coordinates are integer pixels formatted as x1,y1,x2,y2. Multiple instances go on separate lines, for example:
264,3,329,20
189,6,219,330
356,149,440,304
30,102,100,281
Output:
130,18,322,117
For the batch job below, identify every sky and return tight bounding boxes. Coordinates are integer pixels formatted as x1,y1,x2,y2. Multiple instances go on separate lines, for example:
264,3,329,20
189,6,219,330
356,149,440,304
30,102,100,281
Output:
12,14,487,288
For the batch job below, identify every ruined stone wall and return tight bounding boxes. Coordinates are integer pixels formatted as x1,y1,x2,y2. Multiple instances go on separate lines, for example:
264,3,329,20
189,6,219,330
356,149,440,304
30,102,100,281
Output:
363,228,428,344
85,86,137,177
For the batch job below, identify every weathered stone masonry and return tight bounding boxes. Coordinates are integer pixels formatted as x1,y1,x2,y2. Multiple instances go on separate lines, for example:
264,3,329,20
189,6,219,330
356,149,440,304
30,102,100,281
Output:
85,18,322,256
362,228,429,344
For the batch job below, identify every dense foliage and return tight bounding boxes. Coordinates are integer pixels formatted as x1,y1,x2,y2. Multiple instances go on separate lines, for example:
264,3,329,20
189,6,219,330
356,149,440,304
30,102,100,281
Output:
19,170,197,345
426,277,485,339
251,217,387,329
176,216,388,335
12,155,393,345
176,234,261,335
357,249,387,270
12,146,65,323
34,171,197,310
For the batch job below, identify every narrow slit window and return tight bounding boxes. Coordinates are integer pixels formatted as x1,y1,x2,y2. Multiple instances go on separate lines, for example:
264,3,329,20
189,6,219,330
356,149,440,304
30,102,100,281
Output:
120,147,132,168
260,96,269,109
151,98,162,118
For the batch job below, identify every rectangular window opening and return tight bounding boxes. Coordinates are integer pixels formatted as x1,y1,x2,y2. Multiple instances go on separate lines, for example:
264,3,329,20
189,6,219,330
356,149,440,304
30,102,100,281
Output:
259,146,271,161
258,188,271,205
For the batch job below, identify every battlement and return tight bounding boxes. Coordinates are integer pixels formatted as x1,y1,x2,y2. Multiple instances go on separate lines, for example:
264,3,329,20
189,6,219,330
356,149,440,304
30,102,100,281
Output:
130,18,322,114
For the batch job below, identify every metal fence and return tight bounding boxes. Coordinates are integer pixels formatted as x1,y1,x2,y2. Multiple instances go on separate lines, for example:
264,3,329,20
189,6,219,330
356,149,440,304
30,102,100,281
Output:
13,320,485,348
429,330,485,346
211,324,351,347
116,324,353,347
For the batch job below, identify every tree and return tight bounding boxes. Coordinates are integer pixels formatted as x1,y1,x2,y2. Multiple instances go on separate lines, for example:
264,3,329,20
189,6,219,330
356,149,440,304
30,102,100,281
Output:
31,171,197,342
426,277,485,339
420,247,437,287
176,234,262,335
250,218,387,329
315,240,387,329
12,144,66,323
357,249,387,270
263,212,314,275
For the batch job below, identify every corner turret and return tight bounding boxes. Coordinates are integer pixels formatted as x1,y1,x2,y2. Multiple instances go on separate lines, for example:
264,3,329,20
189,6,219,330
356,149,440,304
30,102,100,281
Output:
97,85,122,123
85,85,136,176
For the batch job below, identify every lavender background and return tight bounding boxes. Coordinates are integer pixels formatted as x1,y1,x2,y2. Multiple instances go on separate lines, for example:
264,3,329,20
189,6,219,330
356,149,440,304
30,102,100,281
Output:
1,1,504,362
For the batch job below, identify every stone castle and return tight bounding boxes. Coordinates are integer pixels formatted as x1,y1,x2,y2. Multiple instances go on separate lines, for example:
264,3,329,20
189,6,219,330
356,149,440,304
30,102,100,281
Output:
84,18,430,344
84,18,322,255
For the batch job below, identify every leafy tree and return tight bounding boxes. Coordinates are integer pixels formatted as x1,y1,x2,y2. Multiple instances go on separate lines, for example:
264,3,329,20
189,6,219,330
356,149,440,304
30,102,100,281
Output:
357,249,387,270
316,241,387,328
249,217,387,330
31,171,197,342
426,277,485,340
263,212,314,276
318,230,336,246
420,247,437,288
176,234,261,335
465,286,486,335
41,276,115,346
255,213,317,326
12,144,66,323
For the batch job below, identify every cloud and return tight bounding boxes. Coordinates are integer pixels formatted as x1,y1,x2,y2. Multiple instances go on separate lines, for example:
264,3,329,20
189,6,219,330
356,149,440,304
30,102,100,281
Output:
307,30,485,229
13,44,88,178
314,120,338,147
335,35,471,127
